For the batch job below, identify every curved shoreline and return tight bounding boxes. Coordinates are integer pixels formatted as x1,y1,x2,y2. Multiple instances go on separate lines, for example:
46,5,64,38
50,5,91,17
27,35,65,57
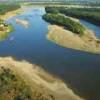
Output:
0,57,84,100
0,8,22,20
47,25,100,54
0,8,22,41
15,18,29,28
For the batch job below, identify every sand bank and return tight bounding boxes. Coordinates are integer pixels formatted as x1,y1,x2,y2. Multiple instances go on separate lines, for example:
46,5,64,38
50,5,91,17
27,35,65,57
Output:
47,25,100,54
0,57,83,100
15,18,29,28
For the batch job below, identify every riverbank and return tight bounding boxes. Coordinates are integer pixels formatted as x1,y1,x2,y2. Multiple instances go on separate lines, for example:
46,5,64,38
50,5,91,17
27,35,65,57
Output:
0,8,22,20
45,7,100,26
43,13,85,35
0,7,22,41
0,57,83,100
47,25,100,54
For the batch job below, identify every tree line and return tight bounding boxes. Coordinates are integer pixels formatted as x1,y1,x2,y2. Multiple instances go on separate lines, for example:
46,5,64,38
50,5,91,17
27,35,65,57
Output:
45,7,100,26
43,13,85,35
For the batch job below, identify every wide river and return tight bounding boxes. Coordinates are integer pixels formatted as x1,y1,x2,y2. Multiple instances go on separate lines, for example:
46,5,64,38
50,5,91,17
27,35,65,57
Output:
0,7,100,100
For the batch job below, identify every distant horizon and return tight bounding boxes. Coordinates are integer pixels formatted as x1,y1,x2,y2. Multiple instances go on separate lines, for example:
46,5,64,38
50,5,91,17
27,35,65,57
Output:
0,0,100,2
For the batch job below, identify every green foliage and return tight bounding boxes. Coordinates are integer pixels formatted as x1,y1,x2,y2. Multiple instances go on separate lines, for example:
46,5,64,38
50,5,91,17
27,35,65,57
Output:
45,7,59,14
0,20,4,24
0,4,20,15
43,13,85,35
0,67,33,100
45,7,100,26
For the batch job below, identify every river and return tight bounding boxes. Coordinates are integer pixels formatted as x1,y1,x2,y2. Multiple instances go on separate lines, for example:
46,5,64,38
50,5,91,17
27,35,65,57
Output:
0,7,100,100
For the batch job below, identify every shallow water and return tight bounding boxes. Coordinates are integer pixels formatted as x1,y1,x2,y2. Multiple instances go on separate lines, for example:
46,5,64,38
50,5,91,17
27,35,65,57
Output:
0,7,100,100
80,19,100,38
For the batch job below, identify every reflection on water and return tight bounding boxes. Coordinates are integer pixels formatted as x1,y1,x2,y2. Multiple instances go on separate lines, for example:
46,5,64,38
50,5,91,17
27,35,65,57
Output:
0,7,100,100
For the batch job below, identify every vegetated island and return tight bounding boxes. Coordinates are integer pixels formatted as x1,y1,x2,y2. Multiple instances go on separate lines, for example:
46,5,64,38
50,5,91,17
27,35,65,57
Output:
0,4,21,41
43,7,100,54
0,57,84,100
45,7,100,26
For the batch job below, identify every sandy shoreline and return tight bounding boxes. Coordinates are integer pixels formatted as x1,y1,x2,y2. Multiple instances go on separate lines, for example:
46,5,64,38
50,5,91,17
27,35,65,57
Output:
0,8,23,41
0,8,22,20
0,57,84,100
15,18,29,28
47,25,100,54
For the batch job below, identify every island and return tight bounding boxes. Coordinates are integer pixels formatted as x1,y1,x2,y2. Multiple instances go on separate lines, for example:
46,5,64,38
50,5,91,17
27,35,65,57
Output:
45,7,100,26
43,7,100,54
15,18,29,28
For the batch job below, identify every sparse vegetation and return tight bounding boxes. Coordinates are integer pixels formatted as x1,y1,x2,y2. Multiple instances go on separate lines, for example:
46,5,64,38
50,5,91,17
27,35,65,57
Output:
0,67,33,100
0,19,13,41
0,66,56,100
0,4,20,41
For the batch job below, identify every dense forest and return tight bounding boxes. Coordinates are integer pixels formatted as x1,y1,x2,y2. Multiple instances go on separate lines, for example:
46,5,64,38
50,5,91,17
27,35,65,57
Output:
45,7,100,26
43,13,85,35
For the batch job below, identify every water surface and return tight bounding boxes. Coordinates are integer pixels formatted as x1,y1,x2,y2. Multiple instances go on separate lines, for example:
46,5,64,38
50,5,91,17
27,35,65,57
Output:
80,19,100,38
0,7,100,100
